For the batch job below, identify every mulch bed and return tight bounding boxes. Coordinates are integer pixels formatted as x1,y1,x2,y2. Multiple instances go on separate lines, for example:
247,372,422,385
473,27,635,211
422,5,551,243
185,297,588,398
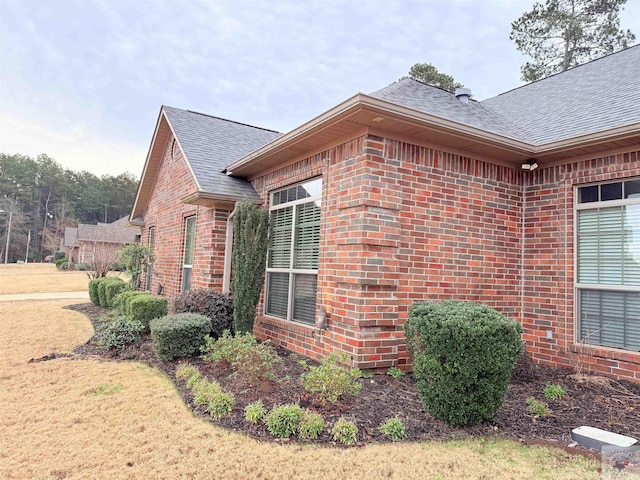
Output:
66,303,640,452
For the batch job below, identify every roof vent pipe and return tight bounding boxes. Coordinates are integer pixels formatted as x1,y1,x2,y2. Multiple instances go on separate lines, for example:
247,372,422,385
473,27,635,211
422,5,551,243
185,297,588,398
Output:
455,88,472,104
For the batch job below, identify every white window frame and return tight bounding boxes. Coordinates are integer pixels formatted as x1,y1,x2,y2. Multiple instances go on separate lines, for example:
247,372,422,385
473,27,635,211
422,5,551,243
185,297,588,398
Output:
181,216,196,292
265,178,322,324
574,177,640,350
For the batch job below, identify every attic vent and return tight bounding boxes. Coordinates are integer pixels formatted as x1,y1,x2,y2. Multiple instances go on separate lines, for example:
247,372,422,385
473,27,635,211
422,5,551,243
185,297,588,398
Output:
455,88,472,104
171,139,178,161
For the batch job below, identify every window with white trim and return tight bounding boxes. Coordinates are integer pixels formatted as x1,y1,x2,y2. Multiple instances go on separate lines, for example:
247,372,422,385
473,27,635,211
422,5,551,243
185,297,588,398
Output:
576,178,640,351
265,178,322,325
181,216,196,292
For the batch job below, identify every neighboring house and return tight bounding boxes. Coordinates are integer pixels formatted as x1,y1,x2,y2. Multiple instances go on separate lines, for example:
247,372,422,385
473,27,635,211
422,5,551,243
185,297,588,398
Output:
131,46,640,382
64,216,141,263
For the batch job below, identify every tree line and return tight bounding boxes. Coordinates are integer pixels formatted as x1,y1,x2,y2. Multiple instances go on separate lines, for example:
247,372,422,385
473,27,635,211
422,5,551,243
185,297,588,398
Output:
0,153,138,262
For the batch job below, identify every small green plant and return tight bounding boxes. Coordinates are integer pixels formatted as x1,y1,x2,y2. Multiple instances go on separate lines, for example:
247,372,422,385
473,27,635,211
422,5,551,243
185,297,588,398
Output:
526,397,551,416
378,417,407,441
192,379,222,406
543,384,567,400
386,366,405,379
206,391,235,419
129,295,168,331
331,418,358,445
266,404,302,439
201,331,281,384
244,401,267,424
175,363,201,385
95,315,146,349
300,352,362,404
298,410,325,440
92,383,123,395
360,370,374,379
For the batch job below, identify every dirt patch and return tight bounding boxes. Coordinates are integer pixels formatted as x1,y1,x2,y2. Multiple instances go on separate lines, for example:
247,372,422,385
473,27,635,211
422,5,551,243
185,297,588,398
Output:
68,303,640,450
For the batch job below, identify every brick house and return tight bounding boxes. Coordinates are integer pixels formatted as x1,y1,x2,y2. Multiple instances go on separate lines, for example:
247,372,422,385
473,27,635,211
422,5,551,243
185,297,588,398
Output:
64,216,140,264
131,46,640,382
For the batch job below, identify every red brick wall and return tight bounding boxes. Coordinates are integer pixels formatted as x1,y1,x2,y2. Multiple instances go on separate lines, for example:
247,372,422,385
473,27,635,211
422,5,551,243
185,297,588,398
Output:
141,133,230,298
251,133,640,383
251,133,524,371
523,149,640,381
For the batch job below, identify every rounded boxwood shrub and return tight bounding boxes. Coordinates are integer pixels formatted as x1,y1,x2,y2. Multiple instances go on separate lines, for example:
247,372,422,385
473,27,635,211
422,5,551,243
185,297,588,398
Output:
112,290,147,313
129,294,168,331
104,278,127,308
88,278,109,305
150,313,212,362
404,300,523,426
96,278,122,307
171,288,234,339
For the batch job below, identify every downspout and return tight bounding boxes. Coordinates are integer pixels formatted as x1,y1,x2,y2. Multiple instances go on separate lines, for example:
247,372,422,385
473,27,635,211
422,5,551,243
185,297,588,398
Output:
520,173,527,325
222,202,239,293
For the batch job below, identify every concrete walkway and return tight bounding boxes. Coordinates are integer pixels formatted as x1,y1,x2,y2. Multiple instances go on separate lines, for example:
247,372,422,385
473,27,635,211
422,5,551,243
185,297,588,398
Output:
0,291,90,302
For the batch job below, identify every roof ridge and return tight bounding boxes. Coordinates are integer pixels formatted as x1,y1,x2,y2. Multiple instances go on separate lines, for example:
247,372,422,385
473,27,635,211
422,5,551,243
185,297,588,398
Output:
486,44,640,99
181,108,281,134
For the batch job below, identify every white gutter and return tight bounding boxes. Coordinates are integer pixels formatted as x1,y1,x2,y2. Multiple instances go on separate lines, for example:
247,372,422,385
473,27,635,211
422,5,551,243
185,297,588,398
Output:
222,202,239,293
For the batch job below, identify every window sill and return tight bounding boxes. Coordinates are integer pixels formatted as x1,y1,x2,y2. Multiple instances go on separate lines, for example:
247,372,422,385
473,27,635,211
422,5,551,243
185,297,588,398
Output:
258,314,320,338
569,344,640,364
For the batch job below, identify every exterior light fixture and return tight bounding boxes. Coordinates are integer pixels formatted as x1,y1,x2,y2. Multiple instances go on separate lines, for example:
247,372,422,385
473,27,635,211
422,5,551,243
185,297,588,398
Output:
521,158,539,171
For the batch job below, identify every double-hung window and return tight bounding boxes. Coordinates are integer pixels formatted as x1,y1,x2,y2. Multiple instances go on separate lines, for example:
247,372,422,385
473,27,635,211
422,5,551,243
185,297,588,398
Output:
181,216,196,291
266,178,322,325
576,178,640,351
145,226,155,291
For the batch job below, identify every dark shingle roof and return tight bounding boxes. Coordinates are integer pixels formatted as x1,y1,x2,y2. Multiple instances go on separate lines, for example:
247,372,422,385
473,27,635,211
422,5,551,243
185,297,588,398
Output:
370,79,536,142
481,45,640,144
163,106,281,199
370,46,640,145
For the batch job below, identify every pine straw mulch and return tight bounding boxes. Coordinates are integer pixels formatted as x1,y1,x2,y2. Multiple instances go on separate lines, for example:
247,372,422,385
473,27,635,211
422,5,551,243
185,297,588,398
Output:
65,303,640,454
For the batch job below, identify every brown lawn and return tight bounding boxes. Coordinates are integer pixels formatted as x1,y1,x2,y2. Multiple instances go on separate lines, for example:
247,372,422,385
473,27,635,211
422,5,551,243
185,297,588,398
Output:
0,264,90,294
0,272,601,479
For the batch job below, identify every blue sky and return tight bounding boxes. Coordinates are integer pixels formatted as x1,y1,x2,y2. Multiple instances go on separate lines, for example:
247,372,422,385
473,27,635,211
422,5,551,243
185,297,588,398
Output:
1,0,638,178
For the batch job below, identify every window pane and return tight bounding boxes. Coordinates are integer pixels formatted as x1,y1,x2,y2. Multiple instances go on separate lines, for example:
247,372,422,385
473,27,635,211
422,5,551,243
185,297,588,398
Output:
182,267,192,291
268,207,293,268
293,274,317,324
266,273,289,319
294,201,321,269
183,217,196,266
601,182,622,201
624,180,640,199
579,185,598,203
579,289,640,351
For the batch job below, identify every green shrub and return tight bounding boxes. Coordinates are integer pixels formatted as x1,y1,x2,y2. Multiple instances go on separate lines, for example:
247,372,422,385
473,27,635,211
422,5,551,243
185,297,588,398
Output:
150,313,211,362
54,256,68,268
104,278,127,308
88,278,110,305
298,410,325,440
244,401,266,424
360,370,374,379
172,288,234,339
300,352,362,404
117,243,150,289
378,417,407,441
386,366,404,379
54,251,66,261
527,397,551,416
266,404,302,438
543,384,567,400
112,290,147,314
175,363,201,384
95,315,146,349
206,391,235,419
231,199,269,333
76,262,92,271
192,379,221,406
331,418,358,445
404,300,523,426
97,278,122,307
201,331,281,384
129,295,168,331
